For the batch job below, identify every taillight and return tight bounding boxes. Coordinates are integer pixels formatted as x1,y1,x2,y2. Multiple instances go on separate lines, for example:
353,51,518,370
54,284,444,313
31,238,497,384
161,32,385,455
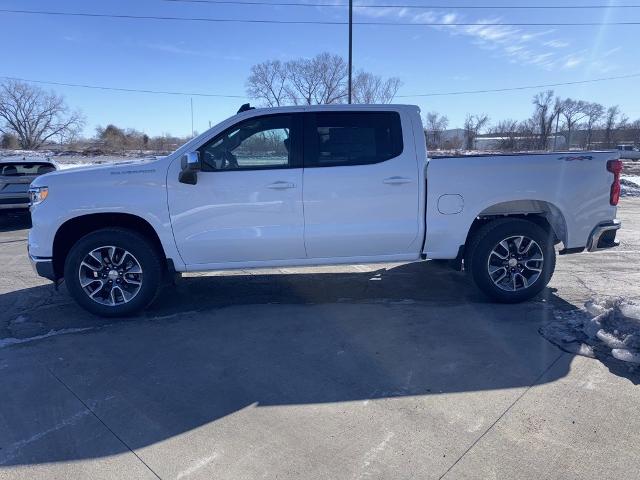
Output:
607,159,623,206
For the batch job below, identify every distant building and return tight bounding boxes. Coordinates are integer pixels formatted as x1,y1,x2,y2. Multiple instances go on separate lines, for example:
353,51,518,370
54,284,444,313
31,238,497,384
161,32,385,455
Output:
474,135,566,151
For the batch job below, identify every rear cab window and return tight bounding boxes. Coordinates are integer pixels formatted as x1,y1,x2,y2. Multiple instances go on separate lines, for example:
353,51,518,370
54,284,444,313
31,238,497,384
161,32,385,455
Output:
0,162,55,176
304,111,403,167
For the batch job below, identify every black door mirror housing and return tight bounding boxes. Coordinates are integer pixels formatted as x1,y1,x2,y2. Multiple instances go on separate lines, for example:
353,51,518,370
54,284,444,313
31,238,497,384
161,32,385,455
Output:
179,151,201,185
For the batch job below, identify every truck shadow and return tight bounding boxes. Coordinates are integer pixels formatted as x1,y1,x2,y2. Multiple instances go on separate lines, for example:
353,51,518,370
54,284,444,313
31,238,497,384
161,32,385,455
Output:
1,261,635,467
0,210,30,232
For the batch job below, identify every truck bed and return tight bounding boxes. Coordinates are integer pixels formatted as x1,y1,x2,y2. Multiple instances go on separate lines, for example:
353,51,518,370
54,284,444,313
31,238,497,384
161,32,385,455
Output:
424,151,619,259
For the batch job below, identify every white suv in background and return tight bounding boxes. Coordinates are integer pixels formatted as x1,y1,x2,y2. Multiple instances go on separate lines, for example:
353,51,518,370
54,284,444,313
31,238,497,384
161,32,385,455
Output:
0,157,57,211
617,145,640,161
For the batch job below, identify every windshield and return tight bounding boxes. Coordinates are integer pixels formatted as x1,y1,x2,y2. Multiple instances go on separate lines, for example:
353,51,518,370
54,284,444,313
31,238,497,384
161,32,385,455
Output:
0,162,55,177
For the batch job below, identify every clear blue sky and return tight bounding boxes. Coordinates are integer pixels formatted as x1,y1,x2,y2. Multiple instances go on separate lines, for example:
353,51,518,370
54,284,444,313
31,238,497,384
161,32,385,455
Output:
1,0,638,137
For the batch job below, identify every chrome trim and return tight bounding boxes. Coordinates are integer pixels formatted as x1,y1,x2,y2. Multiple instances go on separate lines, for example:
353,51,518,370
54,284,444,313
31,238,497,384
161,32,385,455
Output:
587,220,621,252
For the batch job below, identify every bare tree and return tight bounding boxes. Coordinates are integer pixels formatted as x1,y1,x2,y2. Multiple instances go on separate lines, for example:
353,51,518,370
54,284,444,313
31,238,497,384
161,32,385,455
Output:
463,114,489,150
603,105,622,148
531,90,560,150
490,119,520,151
517,119,538,151
629,119,640,146
245,60,288,107
1,132,19,149
96,124,127,153
285,57,323,105
314,53,348,104
284,54,349,104
352,71,401,104
0,80,85,150
583,102,604,149
423,111,449,149
559,98,588,149
246,53,401,106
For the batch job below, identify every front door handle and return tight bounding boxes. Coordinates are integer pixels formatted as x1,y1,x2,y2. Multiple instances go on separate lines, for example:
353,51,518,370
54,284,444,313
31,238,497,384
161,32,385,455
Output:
266,181,296,190
383,176,412,185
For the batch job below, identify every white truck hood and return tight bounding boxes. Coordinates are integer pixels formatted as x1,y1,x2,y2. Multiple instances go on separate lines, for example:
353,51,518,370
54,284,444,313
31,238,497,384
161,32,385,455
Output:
30,158,163,188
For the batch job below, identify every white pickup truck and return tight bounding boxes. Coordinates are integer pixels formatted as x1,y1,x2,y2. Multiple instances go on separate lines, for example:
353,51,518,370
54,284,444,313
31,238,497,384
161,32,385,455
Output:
28,104,622,317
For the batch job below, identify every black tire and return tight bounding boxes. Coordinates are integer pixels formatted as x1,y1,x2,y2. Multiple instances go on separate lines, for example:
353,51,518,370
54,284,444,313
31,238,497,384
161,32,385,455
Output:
465,218,556,303
64,228,163,317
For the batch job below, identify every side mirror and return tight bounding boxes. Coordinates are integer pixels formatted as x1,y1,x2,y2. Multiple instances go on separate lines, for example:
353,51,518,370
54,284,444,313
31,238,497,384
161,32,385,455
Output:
179,151,201,185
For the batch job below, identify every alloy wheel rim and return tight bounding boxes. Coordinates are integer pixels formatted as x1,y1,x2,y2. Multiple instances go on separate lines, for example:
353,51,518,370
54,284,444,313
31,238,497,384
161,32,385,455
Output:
78,246,143,306
487,235,544,292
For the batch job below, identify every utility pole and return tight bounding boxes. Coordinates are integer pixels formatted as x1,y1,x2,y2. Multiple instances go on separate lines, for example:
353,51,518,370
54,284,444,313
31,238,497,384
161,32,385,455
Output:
348,0,353,104
553,111,560,151
190,97,194,138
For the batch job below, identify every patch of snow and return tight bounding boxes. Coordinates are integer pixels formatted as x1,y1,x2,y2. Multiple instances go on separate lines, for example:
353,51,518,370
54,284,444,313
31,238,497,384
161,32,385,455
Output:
0,150,49,159
541,298,640,367
176,454,219,479
56,161,99,170
147,310,198,321
623,175,640,187
0,327,93,349
12,315,28,324
356,432,395,480
621,177,640,197
0,408,92,465
1,149,161,170
611,348,640,364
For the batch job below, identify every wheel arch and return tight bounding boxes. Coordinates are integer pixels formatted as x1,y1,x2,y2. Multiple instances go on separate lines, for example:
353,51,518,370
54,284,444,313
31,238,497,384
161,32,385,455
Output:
52,213,167,279
460,199,567,260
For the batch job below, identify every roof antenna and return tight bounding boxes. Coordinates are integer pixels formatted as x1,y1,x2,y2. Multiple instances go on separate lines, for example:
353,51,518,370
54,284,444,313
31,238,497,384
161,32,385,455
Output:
237,103,255,114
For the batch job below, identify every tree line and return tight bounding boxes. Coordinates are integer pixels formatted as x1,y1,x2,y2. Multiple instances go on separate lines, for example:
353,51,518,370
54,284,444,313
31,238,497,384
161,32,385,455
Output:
1,69,638,154
425,90,638,152
0,80,192,153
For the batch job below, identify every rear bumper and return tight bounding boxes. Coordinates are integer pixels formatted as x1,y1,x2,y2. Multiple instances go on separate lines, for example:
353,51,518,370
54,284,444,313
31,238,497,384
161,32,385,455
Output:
586,219,621,252
29,254,57,282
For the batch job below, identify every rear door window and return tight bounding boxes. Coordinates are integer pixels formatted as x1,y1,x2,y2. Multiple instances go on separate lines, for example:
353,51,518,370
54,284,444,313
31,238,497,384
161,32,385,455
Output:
304,112,403,167
0,163,55,176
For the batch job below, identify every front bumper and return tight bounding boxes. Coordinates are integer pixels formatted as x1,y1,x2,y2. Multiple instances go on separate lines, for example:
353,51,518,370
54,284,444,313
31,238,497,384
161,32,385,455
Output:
29,254,57,282
587,220,621,252
0,197,30,210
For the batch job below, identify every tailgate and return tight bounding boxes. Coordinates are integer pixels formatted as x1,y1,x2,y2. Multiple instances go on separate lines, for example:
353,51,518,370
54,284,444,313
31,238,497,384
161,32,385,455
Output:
0,175,35,195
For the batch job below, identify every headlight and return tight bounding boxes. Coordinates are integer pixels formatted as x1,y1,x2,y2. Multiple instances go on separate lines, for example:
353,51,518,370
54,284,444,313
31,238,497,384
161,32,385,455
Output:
28,186,49,206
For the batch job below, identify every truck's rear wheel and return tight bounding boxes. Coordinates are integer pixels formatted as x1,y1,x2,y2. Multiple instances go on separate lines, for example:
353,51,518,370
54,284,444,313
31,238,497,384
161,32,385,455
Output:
465,218,556,303
64,228,163,317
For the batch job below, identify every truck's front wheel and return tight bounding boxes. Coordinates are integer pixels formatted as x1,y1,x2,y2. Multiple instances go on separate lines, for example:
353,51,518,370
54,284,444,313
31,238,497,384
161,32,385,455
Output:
64,228,163,317
465,218,556,303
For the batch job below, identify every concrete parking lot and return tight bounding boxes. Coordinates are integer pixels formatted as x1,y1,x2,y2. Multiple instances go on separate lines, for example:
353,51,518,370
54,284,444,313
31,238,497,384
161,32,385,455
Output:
1,200,640,479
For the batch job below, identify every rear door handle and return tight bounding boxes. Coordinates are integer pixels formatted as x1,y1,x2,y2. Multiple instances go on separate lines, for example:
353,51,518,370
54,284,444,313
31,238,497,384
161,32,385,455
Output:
383,176,412,185
266,181,296,190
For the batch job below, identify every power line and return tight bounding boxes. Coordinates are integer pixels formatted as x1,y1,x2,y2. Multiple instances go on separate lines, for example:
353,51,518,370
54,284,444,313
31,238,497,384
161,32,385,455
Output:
3,73,640,99
162,0,640,9
0,76,247,98
396,73,640,97
1,9,639,26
